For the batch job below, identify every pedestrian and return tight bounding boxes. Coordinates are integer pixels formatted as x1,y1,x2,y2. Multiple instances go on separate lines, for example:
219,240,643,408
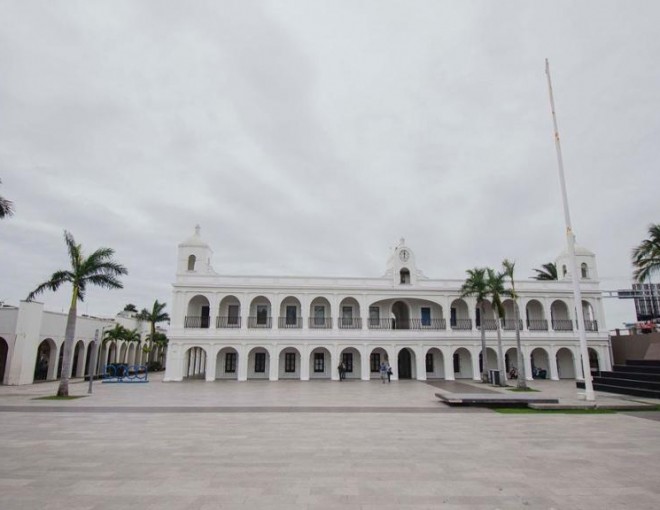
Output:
338,362,345,381
386,361,392,383
340,361,347,380
379,361,388,383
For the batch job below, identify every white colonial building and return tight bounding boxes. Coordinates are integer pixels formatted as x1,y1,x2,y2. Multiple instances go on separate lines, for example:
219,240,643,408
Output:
163,227,611,383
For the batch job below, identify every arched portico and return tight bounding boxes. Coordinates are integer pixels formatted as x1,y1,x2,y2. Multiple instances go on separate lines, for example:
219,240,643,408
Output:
279,347,301,379
588,348,600,373
218,295,241,328
247,347,270,380
368,347,388,380
531,347,550,379
216,347,239,379
504,347,519,374
556,347,575,379
339,347,361,379
525,299,547,330
479,347,498,374
449,299,471,329
56,342,65,379
452,348,473,379
249,296,272,328
186,295,211,328
425,348,445,379
71,340,85,377
338,298,361,329
391,301,410,330
551,300,572,331
309,347,332,379
34,339,57,381
279,296,302,328
397,347,416,379
183,346,207,379
309,297,332,329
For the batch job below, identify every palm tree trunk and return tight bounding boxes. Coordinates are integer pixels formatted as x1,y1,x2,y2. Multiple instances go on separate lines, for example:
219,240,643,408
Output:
480,301,488,383
513,299,527,389
494,312,506,387
56,290,78,396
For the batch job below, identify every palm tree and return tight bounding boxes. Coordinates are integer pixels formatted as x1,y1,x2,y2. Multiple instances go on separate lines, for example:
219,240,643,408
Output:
532,262,558,281
632,223,660,283
486,268,509,386
461,268,489,383
103,324,128,364
123,303,138,312
0,178,14,219
27,231,127,396
502,259,527,389
138,300,170,362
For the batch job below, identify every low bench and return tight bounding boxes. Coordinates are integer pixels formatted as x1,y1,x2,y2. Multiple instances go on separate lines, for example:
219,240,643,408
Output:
436,392,559,407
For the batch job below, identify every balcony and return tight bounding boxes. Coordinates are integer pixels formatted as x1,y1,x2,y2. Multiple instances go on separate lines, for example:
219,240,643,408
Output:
411,318,446,330
216,316,241,329
583,320,598,332
478,319,498,331
309,317,333,329
184,316,210,329
527,319,549,331
502,319,524,331
450,319,472,330
248,316,272,329
338,317,362,329
278,317,302,329
552,319,573,331
368,319,392,330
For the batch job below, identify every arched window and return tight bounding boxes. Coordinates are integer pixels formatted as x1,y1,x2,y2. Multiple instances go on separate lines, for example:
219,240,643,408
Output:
187,254,196,271
581,263,589,279
562,265,567,277
400,268,410,284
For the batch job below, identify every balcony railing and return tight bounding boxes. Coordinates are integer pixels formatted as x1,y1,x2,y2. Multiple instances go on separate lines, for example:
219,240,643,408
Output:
248,316,272,328
477,319,498,331
309,317,333,329
216,316,241,328
450,319,472,330
185,316,210,329
338,317,362,329
368,318,392,329
502,319,524,331
411,318,446,330
552,319,573,331
278,317,302,329
527,319,548,331
583,320,598,332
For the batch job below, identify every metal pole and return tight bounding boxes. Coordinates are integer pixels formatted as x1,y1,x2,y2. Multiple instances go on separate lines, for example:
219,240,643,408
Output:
87,329,99,394
545,58,595,401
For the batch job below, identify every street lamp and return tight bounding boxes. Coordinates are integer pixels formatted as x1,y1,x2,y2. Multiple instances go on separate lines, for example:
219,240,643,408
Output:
87,324,111,395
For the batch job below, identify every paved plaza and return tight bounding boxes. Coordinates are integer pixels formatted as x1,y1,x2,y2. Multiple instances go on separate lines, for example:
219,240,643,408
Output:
1,376,660,510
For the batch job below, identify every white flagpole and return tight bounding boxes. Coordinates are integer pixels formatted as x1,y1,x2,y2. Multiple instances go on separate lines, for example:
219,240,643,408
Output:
545,58,595,401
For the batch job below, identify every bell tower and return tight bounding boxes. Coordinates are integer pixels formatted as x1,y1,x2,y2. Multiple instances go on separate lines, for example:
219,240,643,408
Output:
177,225,215,275
384,238,421,285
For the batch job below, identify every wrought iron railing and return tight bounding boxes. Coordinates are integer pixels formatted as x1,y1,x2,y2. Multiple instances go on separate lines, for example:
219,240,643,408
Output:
410,318,446,330
184,316,210,329
450,319,472,330
478,319,499,330
338,317,362,329
309,317,333,329
248,316,272,328
216,316,241,328
368,319,392,329
527,319,548,331
278,317,302,329
552,319,573,331
583,320,598,332
502,319,524,331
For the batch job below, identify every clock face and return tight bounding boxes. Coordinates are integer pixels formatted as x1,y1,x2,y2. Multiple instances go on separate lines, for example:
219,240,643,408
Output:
399,249,409,262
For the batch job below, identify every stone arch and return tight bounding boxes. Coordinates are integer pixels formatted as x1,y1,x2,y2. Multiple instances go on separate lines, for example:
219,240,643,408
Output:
338,297,361,329
556,348,575,379
449,299,471,329
278,346,301,379
588,348,600,373
339,347,361,379
34,338,57,381
183,346,207,379
582,300,597,331
279,296,302,328
71,340,85,377
397,347,416,379
551,300,572,331
247,346,270,379
369,347,388,380
84,342,94,377
309,297,332,328
249,296,272,328
0,337,8,384
525,299,547,330
530,347,550,379
452,347,473,379
479,347,498,374
119,342,128,364
391,301,410,330
218,295,241,328
186,294,211,328
309,347,332,379
504,347,519,374
501,299,521,330
424,347,445,379
187,254,196,271
216,347,239,380
399,267,411,284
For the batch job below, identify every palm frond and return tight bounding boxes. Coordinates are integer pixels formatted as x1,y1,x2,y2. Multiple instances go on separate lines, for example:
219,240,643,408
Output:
84,274,124,290
532,262,557,280
632,224,660,282
26,270,73,301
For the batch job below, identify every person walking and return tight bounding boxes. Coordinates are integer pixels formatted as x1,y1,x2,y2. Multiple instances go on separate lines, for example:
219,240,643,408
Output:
379,361,388,383
338,362,345,381
386,361,392,383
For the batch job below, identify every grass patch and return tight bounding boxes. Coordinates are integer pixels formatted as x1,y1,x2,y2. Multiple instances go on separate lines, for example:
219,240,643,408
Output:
506,387,540,392
494,408,616,414
33,395,86,401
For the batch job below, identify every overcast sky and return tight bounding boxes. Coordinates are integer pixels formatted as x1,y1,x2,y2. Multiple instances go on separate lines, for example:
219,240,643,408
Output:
1,0,658,328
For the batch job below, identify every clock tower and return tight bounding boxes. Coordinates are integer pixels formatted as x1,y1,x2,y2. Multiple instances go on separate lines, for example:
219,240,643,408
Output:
384,238,423,285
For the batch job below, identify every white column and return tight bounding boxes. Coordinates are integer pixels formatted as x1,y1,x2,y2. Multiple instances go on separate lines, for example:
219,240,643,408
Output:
524,347,534,381
331,345,339,381
238,346,248,381
269,347,279,381
300,345,310,381
415,346,426,381
386,346,397,380
205,349,217,382
549,346,559,381
360,345,370,381
442,347,455,381
470,347,480,381
163,344,183,382
573,346,584,381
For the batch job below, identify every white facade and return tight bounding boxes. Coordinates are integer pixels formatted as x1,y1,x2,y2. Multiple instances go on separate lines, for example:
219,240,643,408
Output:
164,229,611,383
0,303,161,385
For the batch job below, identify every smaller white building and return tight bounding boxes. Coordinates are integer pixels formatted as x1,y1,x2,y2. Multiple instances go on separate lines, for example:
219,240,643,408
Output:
0,301,164,385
